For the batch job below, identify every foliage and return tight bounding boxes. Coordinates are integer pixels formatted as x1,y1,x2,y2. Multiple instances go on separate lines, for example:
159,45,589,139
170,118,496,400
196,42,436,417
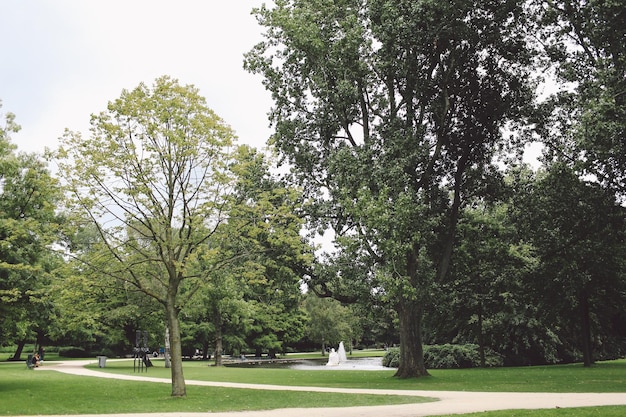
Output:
509,164,626,366
537,0,626,200
58,347,88,358
383,345,503,369
186,145,313,360
382,347,400,368
423,344,503,369
245,0,538,378
54,76,237,396
0,102,63,351
302,294,357,352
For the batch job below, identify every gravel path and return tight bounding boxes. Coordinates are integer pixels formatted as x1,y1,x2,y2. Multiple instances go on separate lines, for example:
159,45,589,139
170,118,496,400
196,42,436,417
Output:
21,359,626,417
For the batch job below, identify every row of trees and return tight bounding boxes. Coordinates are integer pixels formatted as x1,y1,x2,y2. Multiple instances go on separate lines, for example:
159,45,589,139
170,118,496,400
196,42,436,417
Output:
1,0,624,398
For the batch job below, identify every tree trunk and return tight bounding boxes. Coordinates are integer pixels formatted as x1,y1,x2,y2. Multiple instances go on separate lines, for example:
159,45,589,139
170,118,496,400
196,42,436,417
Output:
164,327,171,368
579,291,594,367
478,302,486,368
394,299,429,378
213,312,223,366
165,299,186,397
394,246,430,378
11,339,26,361
202,341,210,360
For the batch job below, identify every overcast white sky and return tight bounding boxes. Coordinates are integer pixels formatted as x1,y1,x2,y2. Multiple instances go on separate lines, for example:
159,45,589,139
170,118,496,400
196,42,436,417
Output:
1,0,273,154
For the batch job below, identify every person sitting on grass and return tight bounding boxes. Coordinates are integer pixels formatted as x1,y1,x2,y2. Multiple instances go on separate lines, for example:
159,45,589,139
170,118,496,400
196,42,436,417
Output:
32,353,40,367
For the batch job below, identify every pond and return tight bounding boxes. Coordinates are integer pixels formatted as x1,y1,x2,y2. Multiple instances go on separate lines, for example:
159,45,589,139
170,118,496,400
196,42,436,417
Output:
225,356,392,371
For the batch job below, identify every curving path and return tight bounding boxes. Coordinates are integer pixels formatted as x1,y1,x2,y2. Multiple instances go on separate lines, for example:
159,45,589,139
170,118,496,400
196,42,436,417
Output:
24,359,626,417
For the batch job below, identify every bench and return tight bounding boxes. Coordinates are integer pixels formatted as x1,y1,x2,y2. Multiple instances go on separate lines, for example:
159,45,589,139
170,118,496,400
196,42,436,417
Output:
26,354,34,370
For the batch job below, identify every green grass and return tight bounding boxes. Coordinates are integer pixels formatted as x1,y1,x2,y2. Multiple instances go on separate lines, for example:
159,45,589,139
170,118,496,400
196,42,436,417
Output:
0,361,430,415
3,358,626,416
96,357,626,393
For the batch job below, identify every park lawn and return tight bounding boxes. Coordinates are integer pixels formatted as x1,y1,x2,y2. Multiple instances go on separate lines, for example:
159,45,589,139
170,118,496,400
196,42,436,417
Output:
93,358,626,393
0,362,430,416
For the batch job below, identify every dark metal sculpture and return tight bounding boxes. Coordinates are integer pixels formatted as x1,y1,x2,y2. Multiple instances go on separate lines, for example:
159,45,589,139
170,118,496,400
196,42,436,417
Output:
133,330,152,372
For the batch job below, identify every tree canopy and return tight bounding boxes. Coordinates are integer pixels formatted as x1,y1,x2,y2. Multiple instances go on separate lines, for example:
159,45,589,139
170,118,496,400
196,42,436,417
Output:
245,0,538,377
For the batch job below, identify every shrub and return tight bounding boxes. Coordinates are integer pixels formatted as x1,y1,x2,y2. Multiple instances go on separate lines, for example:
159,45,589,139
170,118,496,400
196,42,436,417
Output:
58,347,88,358
382,348,400,368
382,344,503,369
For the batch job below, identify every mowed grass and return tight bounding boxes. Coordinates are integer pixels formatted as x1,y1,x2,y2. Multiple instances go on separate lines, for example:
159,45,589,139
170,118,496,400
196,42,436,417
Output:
2,357,626,416
0,361,430,416
96,357,626,393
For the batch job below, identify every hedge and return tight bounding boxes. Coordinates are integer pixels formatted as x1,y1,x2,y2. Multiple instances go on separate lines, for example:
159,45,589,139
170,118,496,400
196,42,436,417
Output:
382,344,504,369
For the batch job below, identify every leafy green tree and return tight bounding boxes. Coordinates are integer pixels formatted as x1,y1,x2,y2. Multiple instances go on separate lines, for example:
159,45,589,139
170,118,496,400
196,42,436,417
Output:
538,0,626,198
225,146,312,357
50,245,163,357
511,163,625,366
0,103,63,357
186,259,251,365
303,294,356,354
176,145,312,364
427,200,560,366
55,76,236,397
245,0,536,377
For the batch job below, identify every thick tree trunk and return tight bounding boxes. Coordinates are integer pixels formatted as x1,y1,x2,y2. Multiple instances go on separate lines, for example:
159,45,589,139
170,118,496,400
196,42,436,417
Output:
394,245,430,378
165,300,186,397
11,339,26,361
394,299,429,378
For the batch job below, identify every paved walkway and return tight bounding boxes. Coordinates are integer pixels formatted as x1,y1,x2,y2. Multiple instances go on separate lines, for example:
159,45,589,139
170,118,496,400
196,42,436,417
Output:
25,359,626,417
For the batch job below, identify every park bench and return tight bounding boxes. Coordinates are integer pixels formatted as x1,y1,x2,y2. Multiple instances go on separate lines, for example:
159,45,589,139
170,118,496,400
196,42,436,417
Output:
26,354,34,370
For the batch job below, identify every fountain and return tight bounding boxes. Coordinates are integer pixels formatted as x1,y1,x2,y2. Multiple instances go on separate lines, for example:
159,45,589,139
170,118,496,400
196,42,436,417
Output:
326,348,340,366
338,341,347,363
326,341,348,366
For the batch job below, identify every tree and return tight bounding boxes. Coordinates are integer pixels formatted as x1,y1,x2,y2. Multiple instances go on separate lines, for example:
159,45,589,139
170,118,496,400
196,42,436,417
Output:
55,76,236,397
511,163,625,366
538,0,626,199
50,239,164,357
427,199,560,366
223,146,312,357
245,0,536,377
0,103,63,356
303,294,355,354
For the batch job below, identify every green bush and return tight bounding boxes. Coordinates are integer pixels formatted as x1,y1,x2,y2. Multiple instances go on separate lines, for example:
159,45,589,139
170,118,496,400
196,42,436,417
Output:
382,344,503,369
382,348,400,367
58,347,88,358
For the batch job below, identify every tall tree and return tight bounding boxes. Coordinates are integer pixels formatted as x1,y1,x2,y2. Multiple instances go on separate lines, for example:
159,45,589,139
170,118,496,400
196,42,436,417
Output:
223,146,312,357
245,0,536,377
55,76,236,397
0,103,62,355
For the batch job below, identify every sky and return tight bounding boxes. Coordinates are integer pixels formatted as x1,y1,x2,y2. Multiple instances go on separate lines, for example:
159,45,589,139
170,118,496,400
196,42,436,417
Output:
1,0,273,155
